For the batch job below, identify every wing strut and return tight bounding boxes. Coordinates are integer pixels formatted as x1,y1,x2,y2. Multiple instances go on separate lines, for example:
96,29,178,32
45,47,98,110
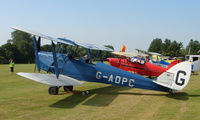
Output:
32,36,40,72
88,49,92,64
51,41,59,78
99,50,103,63
37,37,41,52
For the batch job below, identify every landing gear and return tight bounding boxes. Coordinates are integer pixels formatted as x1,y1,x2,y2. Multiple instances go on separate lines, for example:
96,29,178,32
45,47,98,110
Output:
63,86,89,95
81,91,89,95
48,86,89,95
48,86,59,95
63,86,73,92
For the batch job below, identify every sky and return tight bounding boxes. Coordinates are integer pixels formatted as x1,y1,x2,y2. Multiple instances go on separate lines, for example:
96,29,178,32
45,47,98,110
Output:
0,0,200,51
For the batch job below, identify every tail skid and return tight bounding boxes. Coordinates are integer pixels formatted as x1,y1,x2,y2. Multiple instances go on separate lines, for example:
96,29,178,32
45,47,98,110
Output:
153,61,191,91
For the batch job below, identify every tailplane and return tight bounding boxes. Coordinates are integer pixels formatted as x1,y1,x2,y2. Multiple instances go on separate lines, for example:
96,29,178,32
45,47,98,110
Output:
153,61,191,91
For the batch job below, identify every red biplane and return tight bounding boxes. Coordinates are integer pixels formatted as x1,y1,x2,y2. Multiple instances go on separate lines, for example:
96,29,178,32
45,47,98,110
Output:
106,46,179,77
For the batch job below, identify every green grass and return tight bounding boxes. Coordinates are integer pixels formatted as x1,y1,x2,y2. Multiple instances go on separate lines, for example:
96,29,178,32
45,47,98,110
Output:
0,64,200,120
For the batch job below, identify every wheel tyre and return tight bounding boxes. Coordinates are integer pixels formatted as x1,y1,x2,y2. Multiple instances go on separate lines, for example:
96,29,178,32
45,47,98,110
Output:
169,89,175,95
63,86,73,92
82,92,85,95
48,86,59,95
85,91,89,94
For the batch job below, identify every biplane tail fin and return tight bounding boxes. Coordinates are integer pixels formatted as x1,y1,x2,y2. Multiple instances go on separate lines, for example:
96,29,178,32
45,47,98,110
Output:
120,45,126,52
153,61,191,91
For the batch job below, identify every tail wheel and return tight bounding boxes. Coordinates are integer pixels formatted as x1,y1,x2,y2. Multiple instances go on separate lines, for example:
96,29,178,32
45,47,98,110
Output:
63,86,73,92
169,89,177,95
48,86,59,95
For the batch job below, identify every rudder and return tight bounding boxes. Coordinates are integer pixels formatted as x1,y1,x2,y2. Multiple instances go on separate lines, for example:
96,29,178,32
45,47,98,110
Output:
154,61,191,91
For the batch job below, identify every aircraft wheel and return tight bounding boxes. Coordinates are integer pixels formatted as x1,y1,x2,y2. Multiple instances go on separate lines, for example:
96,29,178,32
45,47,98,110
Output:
82,91,89,95
63,86,73,92
48,86,59,95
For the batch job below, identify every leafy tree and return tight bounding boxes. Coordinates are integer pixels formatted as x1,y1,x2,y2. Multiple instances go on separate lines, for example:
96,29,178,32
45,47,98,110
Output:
180,49,187,57
161,39,171,55
148,38,184,57
170,41,183,57
11,30,35,63
186,39,200,55
0,56,7,64
41,44,52,52
0,46,7,64
0,43,22,63
148,38,162,53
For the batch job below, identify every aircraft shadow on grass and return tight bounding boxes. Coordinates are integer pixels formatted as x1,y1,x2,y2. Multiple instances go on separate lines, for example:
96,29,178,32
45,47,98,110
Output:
49,86,130,108
166,92,200,100
49,85,200,108
191,72,199,75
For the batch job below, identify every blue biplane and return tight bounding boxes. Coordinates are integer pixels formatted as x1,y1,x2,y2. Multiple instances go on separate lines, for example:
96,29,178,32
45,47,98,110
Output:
13,27,192,95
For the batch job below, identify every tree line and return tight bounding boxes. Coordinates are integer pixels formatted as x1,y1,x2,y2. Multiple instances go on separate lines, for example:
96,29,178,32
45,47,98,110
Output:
0,30,199,64
148,38,200,57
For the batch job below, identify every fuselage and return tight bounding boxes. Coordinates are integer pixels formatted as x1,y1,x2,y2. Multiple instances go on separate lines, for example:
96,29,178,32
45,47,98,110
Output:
38,52,170,92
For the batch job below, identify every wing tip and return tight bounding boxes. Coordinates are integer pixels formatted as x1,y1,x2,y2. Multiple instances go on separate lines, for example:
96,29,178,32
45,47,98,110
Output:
11,26,19,30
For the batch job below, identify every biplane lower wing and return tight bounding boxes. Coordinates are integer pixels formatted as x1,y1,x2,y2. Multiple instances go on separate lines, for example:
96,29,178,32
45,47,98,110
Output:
17,72,83,86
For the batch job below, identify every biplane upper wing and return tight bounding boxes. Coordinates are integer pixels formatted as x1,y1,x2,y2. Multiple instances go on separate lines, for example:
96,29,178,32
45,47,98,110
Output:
112,51,138,57
12,27,113,51
135,49,162,56
12,27,76,46
148,52,162,56
112,51,148,57
77,42,113,51
58,38,113,51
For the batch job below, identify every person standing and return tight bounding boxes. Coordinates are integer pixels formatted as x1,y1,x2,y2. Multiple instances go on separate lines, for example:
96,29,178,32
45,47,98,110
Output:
9,58,15,73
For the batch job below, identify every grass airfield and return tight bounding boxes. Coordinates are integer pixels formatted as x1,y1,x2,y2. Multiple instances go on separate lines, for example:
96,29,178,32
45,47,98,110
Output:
0,64,200,120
